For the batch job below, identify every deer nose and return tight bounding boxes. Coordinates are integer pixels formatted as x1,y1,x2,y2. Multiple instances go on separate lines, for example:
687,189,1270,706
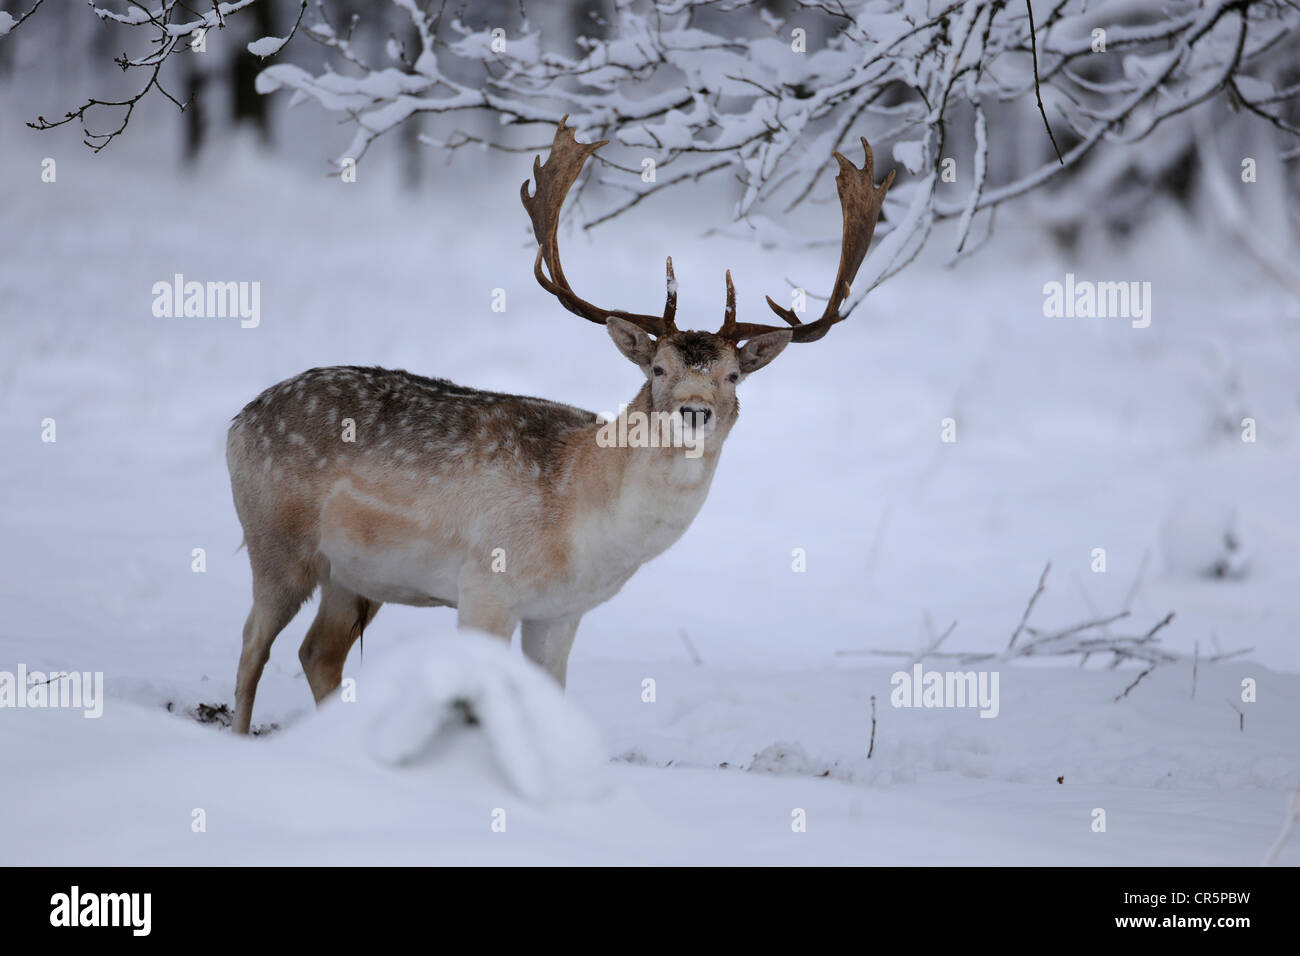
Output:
679,404,713,428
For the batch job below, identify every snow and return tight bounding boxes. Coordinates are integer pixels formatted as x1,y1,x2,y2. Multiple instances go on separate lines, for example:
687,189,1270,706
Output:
0,12,14,38
3,640,1296,864
891,138,926,174
341,633,612,804
247,35,289,59
1,105,1298,865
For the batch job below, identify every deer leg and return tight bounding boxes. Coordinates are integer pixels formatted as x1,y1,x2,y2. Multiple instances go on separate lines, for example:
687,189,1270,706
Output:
233,591,305,735
298,581,381,704
457,596,518,640
521,616,580,688
455,565,518,640
232,545,320,735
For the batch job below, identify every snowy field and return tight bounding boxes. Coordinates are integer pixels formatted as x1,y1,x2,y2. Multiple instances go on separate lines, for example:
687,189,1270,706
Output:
1,101,1298,865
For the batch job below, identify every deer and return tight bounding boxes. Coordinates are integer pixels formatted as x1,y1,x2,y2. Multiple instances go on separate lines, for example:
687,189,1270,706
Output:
225,118,894,734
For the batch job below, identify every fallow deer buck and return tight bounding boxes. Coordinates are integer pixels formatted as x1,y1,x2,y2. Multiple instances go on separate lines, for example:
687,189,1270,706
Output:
226,119,894,734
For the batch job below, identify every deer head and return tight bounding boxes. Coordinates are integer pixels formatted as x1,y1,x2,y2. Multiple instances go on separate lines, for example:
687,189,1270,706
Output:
521,118,895,447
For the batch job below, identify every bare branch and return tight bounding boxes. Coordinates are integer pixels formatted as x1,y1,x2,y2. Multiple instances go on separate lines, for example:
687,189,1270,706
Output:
1025,0,1064,164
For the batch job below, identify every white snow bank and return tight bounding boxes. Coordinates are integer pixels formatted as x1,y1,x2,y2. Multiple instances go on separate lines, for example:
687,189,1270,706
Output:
300,632,611,804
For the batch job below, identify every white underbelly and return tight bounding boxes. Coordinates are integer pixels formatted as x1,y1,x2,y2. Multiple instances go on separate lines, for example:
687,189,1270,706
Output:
321,538,461,607
515,567,637,620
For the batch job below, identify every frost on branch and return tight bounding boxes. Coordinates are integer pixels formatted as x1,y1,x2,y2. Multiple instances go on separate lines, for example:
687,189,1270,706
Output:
13,1,1300,276
248,0,1300,279
18,0,304,152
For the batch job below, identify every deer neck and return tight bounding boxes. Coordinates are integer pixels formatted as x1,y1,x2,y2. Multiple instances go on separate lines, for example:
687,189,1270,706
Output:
565,382,725,568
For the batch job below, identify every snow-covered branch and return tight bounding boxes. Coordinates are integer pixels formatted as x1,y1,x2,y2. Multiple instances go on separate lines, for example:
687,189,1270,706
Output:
14,0,1300,276
20,0,300,151
250,0,1300,272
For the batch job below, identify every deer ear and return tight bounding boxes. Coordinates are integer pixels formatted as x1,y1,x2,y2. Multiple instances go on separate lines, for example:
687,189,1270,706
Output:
737,329,792,373
606,316,656,368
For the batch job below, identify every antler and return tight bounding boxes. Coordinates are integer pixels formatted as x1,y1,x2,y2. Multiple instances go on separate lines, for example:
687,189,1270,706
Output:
718,137,895,344
522,117,677,337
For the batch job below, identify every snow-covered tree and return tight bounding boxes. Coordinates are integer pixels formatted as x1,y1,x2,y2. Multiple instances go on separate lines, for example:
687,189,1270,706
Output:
7,1,1300,280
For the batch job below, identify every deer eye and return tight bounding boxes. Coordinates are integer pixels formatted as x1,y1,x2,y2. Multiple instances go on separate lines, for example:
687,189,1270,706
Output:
652,366,665,377
727,372,740,383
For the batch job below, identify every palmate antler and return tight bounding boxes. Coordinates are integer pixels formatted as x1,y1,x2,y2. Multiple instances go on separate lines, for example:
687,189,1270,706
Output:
521,117,677,338
725,138,895,343
522,119,895,347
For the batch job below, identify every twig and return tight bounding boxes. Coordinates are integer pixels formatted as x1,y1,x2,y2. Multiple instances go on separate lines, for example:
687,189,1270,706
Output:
1192,640,1199,700
678,627,702,666
913,615,958,666
0,0,45,35
867,695,877,759
1227,698,1245,732
1025,0,1064,165
1008,562,1050,650
1114,665,1155,701
836,556,1204,707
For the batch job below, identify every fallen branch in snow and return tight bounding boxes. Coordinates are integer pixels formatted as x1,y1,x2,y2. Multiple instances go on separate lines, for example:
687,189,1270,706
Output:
837,563,1251,700
1114,665,1156,702
1008,561,1050,650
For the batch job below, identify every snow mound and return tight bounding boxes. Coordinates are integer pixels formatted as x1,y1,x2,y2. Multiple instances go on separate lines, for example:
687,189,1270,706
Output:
748,741,821,775
304,632,611,805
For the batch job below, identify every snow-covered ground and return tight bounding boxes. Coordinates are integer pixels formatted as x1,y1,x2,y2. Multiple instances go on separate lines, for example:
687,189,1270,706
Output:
1,106,1297,865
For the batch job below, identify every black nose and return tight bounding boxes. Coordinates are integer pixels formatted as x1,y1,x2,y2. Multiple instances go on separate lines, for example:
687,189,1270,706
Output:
680,405,712,427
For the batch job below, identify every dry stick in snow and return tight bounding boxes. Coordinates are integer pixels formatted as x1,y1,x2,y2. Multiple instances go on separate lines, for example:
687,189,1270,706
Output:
678,628,703,666
868,695,877,759
1227,699,1245,732
1114,665,1155,702
1192,640,1199,699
